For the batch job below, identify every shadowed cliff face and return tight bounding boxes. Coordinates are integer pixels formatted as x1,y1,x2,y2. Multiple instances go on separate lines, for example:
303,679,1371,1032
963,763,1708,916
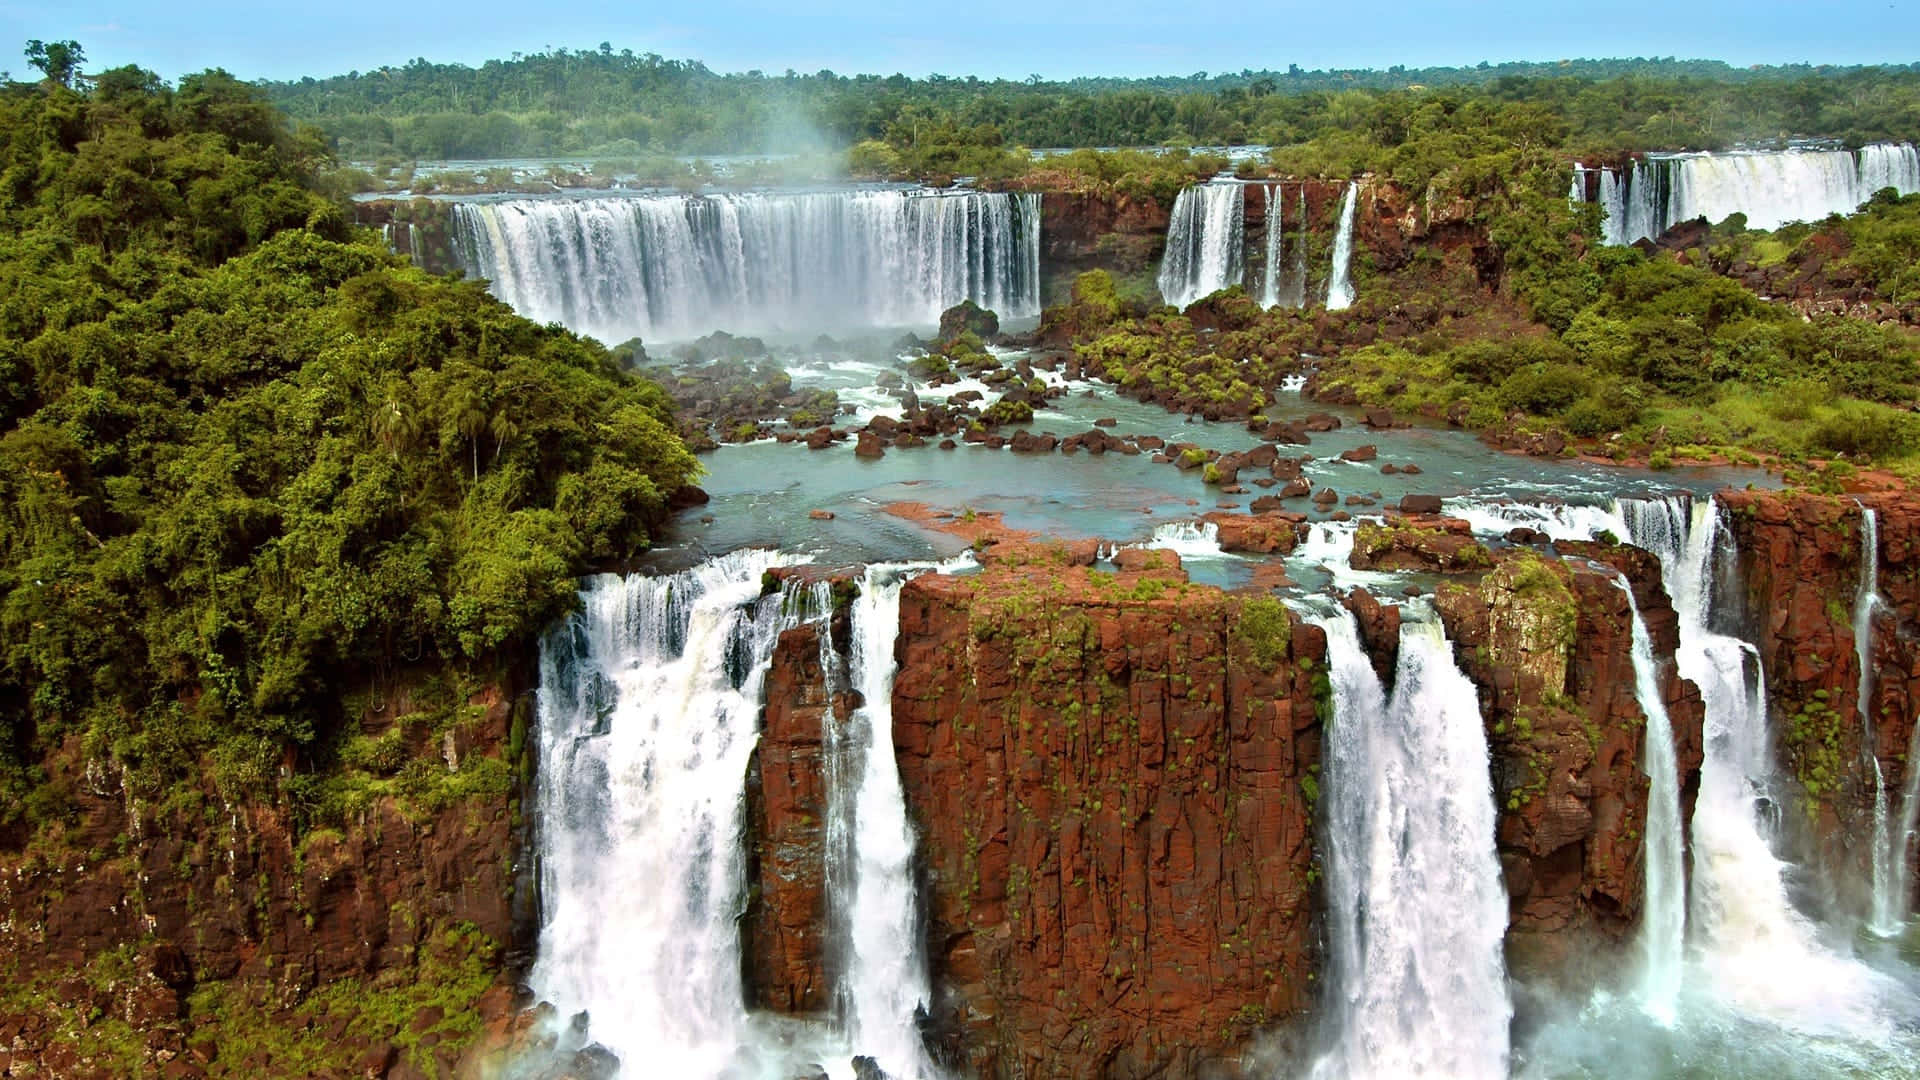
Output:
1434,545,1705,989
1719,489,1920,914
888,553,1323,1080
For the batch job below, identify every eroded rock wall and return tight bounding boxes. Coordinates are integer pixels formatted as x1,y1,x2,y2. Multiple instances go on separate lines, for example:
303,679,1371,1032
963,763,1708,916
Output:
1435,546,1704,987
891,556,1323,1079
1719,489,1920,914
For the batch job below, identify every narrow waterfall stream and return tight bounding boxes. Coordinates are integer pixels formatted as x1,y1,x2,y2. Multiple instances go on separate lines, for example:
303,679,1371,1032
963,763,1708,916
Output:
1304,606,1511,1080
449,189,1041,342
1325,182,1358,311
837,564,940,1079
1616,577,1685,1022
1856,506,1903,936
529,550,821,1074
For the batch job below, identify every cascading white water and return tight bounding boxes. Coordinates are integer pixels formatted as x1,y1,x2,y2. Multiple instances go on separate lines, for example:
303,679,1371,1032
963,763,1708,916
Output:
1620,497,1900,1036
1290,186,1310,307
1856,506,1902,937
1146,520,1226,559
1616,577,1685,1023
1579,143,1920,244
1158,182,1246,308
1259,184,1284,308
449,189,1041,343
837,564,940,1079
1325,182,1358,311
1304,606,1510,1080
530,549,818,1074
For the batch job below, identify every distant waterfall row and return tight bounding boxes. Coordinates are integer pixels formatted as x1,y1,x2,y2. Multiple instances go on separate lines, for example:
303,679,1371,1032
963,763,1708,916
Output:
450,189,1041,343
1573,143,1920,244
1156,180,1357,311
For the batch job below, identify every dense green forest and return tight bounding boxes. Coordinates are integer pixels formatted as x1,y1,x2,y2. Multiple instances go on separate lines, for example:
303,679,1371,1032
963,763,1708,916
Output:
259,45,1920,164
0,54,696,821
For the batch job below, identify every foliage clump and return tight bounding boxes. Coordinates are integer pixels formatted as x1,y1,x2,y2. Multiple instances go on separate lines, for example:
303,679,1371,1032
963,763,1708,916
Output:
0,64,697,813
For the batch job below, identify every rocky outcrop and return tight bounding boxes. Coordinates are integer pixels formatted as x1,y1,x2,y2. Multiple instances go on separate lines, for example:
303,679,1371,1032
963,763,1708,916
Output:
1435,548,1704,988
742,621,843,1016
1718,489,1920,912
891,552,1324,1079
0,677,530,1079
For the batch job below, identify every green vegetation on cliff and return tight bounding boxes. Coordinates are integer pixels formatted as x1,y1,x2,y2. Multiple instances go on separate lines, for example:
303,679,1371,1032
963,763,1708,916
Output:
0,65,695,821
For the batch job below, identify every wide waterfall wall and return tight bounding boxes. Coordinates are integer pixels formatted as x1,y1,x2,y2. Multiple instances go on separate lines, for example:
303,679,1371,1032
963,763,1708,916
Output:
450,189,1041,343
1576,143,1920,243
1306,607,1510,1080
1157,182,1245,308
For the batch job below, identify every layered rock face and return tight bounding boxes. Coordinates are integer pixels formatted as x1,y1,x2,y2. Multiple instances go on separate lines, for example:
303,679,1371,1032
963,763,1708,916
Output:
742,620,844,1016
1434,546,1704,986
0,681,528,1079
1719,489,1920,911
890,553,1324,1079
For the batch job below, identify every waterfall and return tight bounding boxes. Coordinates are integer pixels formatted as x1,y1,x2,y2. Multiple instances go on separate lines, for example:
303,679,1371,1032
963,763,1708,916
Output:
1293,187,1310,304
836,564,939,1078
1325,182,1358,311
1304,606,1510,1080
1157,182,1245,309
448,189,1042,343
1577,144,1920,244
1146,520,1225,558
1857,506,1901,936
1620,497,1899,1036
1259,184,1284,308
1616,577,1685,1023
530,550,819,1074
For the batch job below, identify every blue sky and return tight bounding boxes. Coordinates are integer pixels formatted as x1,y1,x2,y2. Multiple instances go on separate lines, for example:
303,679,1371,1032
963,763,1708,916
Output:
1,1,1913,83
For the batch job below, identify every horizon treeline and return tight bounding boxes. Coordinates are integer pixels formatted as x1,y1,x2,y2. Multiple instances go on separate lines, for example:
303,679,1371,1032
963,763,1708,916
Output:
255,46,1920,162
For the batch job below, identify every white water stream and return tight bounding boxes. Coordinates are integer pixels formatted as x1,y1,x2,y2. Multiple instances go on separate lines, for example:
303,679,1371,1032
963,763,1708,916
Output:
1304,606,1511,1080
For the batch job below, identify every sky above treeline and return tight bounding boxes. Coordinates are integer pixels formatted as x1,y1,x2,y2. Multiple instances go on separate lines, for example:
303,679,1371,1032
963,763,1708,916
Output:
2,0,1915,84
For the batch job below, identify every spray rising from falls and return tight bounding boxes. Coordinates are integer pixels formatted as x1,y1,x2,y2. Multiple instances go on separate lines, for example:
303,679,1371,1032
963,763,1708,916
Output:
1325,182,1358,311
1616,577,1685,1022
530,550,821,1074
1575,143,1920,244
1305,607,1510,1080
1157,182,1245,309
449,189,1041,343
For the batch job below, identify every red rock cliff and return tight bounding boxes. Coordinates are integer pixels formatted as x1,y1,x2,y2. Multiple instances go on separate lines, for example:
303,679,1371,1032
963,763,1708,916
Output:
1435,546,1704,987
890,552,1324,1079
1718,489,1920,914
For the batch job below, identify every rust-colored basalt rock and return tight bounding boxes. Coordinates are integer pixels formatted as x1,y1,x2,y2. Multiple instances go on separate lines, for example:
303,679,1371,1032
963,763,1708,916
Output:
890,558,1325,1079
743,621,847,1016
1435,547,1703,988
1719,489,1920,911
0,682,528,1079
